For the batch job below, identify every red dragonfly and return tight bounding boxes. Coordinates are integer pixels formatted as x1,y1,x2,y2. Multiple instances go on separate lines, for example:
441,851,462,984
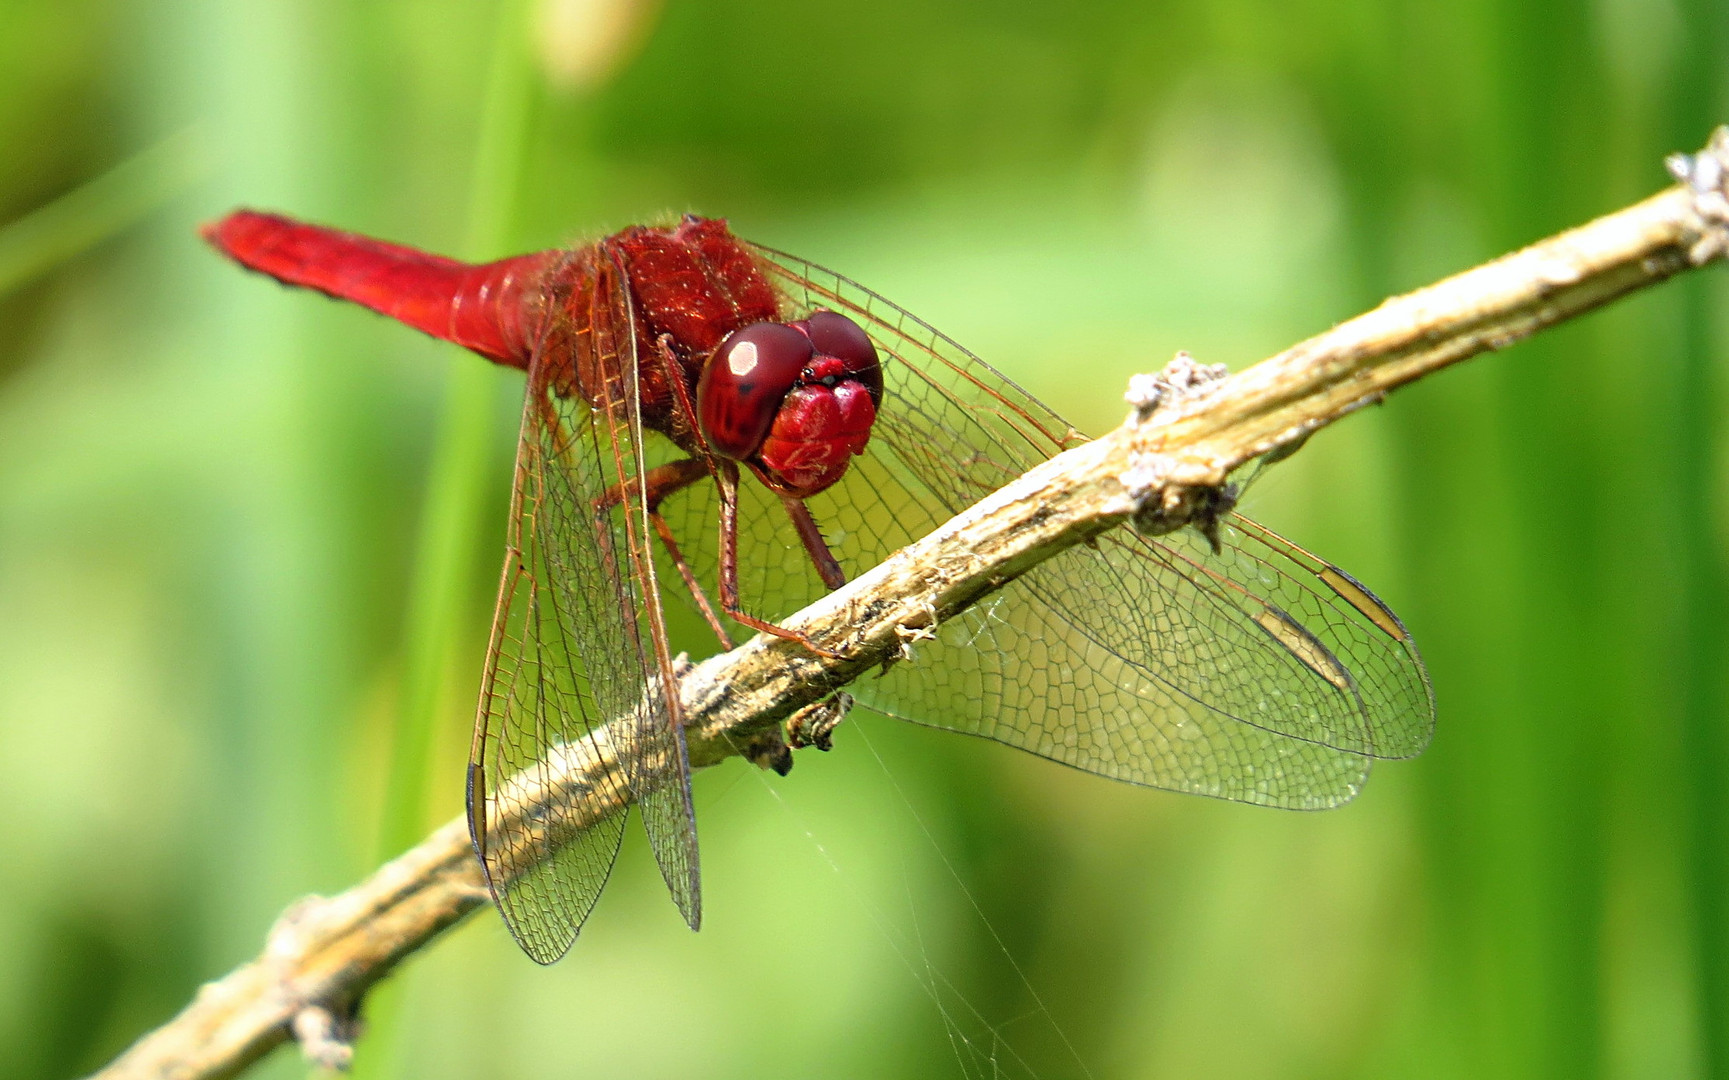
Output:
203,211,1434,964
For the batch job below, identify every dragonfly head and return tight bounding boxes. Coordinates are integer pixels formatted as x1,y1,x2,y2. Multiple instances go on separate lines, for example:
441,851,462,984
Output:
697,310,883,497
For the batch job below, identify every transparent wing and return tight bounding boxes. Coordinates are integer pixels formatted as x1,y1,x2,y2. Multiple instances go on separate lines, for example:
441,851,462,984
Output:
595,254,702,929
468,253,699,964
656,244,1433,808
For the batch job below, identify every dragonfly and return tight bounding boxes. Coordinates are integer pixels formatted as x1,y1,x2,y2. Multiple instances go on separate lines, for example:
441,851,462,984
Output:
203,211,1435,964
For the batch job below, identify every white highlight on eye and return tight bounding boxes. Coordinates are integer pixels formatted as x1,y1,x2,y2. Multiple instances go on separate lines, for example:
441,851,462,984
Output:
728,341,759,376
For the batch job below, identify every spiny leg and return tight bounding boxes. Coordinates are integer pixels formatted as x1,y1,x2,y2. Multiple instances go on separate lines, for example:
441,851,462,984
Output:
781,495,847,591
714,460,844,658
592,457,733,649
650,507,734,650
656,332,844,657
649,334,738,649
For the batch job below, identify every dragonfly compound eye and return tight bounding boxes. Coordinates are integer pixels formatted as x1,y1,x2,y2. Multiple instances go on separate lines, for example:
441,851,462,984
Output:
698,321,814,461
803,310,882,405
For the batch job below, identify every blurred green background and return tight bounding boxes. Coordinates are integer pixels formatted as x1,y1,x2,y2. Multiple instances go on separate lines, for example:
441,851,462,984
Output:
2,0,1726,1077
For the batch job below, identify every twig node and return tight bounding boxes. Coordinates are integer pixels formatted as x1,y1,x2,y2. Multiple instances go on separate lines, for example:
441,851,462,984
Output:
1124,351,1230,422
1665,125,1729,264
292,1004,357,1072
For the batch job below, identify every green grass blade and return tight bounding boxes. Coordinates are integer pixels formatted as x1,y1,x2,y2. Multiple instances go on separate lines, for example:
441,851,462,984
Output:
0,126,207,296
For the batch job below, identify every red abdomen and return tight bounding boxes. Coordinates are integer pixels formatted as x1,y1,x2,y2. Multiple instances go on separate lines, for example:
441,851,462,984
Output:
201,211,557,368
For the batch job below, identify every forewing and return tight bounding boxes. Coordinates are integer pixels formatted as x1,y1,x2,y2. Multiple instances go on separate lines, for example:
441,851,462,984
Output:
467,257,700,965
468,395,632,964
588,252,702,928
699,244,1437,807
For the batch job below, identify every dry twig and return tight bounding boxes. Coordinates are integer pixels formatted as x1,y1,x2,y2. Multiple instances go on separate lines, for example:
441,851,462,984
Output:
90,128,1729,1080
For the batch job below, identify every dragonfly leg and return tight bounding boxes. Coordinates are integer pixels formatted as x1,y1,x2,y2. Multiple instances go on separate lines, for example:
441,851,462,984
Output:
592,457,735,649
715,460,845,659
643,333,744,647
650,508,735,650
658,333,714,464
661,333,845,657
781,496,847,590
